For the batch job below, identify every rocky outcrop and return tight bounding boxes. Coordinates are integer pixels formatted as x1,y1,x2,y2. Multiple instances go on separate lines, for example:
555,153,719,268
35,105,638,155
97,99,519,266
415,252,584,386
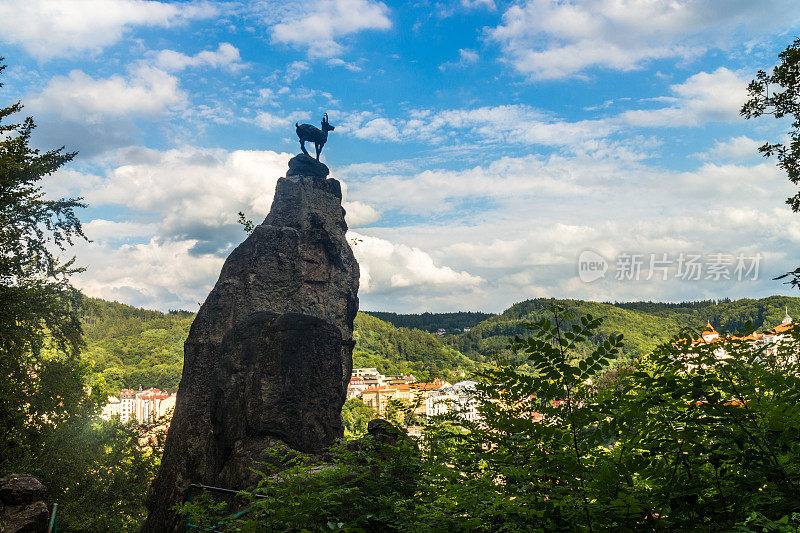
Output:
287,153,329,178
143,158,359,532
0,474,49,533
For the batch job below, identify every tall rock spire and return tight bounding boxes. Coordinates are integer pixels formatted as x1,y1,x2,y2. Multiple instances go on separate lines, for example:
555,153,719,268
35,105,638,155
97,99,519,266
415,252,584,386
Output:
144,159,359,531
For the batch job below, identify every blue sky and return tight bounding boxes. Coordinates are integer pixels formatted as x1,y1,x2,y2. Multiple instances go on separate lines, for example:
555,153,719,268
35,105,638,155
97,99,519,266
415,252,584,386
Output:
3,0,800,312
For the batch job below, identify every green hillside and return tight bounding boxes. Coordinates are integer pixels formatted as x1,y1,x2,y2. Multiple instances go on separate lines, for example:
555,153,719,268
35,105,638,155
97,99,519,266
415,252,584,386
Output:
80,295,800,391
81,298,193,392
353,313,475,381
448,296,800,364
80,298,475,391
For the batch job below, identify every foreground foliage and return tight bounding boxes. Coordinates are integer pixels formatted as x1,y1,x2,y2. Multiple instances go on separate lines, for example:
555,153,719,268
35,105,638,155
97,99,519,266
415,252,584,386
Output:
183,305,800,532
0,57,95,470
14,417,164,531
742,36,800,289
0,58,164,532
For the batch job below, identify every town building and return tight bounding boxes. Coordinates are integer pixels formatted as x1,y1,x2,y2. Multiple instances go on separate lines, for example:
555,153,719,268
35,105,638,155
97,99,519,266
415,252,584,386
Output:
352,367,379,378
101,388,176,424
347,376,367,398
385,374,417,386
425,380,481,422
135,388,175,424
101,396,121,420
119,389,137,423
352,367,388,388
689,311,797,368
361,379,450,417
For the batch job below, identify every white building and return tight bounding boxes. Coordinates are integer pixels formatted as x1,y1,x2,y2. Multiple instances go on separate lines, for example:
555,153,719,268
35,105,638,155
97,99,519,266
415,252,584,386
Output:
347,376,367,398
690,311,797,370
119,389,137,423
101,396,121,420
101,388,176,424
352,368,387,388
425,380,481,422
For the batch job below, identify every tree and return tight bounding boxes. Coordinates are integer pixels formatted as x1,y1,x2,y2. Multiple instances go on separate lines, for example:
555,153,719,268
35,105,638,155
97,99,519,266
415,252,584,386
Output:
341,397,375,436
0,58,98,469
742,38,800,289
15,416,165,531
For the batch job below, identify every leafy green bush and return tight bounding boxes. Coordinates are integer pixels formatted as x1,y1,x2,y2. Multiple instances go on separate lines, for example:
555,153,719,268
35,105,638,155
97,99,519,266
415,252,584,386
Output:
178,431,422,532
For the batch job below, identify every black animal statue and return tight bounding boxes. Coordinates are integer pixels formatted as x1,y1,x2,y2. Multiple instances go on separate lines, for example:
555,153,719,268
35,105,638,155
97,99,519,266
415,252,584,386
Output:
296,113,335,160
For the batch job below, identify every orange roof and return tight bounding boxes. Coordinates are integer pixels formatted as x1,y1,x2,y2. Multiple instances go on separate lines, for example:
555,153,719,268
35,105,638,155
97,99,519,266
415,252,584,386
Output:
361,385,397,394
412,381,449,391
690,321,796,345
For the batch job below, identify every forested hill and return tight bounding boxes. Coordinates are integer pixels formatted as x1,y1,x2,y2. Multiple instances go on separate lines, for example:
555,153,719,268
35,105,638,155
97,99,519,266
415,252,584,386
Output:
79,298,475,392
447,296,800,363
80,295,800,392
81,298,193,393
608,297,799,332
362,311,495,333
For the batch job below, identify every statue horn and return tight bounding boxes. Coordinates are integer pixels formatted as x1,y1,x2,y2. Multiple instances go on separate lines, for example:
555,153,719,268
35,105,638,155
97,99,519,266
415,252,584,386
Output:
323,113,328,123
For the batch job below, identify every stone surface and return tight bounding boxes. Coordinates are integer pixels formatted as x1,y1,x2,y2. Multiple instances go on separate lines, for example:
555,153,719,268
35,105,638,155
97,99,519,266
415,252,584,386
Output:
0,474,49,533
143,172,359,532
287,153,329,178
0,474,46,506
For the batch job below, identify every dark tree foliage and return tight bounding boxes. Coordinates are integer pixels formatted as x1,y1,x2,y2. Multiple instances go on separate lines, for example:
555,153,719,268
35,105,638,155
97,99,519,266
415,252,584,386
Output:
353,312,476,382
742,38,800,211
364,310,495,333
0,58,100,469
451,296,800,367
742,38,800,289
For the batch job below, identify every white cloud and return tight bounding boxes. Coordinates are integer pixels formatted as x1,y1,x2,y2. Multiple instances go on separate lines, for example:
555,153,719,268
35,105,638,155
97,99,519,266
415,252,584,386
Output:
29,64,186,120
285,60,310,82
348,116,402,142
351,154,600,216
54,141,799,313
0,0,217,59
269,0,391,58
620,68,749,127
254,110,310,131
341,104,616,148
701,136,764,161
151,43,244,72
439,48,479,71
343,201,380,227
25,64,188,155
489,0,800,80
82,219,158,241
326,58,362,72
72,237,224,312
342,146,799,311
348,232,483,294
337,69,749,153
461,0,495,9
81,147,292,254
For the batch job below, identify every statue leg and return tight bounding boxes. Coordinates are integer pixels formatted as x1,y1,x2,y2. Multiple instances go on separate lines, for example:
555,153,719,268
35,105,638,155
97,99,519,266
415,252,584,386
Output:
300,140,309,156
315,143,321,160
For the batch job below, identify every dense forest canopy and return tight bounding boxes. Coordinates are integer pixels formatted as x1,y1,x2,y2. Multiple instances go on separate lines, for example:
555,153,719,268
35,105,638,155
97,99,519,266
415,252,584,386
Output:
362,311,495,333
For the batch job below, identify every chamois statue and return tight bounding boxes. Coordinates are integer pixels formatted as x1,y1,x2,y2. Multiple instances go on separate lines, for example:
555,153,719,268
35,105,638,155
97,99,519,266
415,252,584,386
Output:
296,113,335,160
